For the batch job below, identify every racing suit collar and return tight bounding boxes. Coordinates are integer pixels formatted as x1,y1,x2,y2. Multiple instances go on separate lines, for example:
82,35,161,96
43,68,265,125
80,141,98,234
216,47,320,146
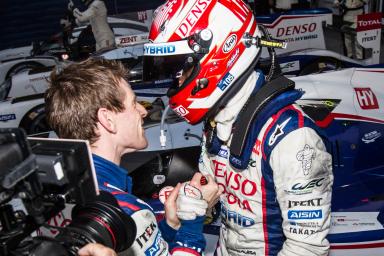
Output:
214,71,262,142
92,154,133,193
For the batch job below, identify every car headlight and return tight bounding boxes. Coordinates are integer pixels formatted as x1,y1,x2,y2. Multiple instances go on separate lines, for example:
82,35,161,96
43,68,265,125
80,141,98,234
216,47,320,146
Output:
0,78,11,101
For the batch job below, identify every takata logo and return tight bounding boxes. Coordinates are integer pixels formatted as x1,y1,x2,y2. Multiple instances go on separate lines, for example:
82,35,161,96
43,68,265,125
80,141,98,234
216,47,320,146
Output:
354,87,379,109
223,34,237,53
176,0,212,38
276,23,317,37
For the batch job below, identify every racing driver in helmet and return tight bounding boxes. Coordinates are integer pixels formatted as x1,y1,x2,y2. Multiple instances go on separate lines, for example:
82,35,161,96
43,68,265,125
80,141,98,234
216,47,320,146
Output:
143,0,333,255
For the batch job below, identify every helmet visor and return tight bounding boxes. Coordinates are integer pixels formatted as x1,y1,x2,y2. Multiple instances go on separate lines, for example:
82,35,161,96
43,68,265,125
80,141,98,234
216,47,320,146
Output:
143,54,195,81
143,40,195,82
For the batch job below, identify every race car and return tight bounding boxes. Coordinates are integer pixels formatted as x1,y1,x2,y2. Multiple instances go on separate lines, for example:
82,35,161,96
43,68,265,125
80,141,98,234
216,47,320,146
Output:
0,11,152,86
256,9,383,76
3,7,382,102
0,94,46,135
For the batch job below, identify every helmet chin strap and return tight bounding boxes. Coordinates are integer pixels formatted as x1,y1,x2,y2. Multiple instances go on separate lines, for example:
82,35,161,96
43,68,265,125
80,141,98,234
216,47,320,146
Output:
214,71,259,142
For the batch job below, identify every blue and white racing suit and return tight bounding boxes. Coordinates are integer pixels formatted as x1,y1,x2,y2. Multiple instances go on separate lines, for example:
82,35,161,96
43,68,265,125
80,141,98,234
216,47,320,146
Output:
199,76,333,256
93,154,206,256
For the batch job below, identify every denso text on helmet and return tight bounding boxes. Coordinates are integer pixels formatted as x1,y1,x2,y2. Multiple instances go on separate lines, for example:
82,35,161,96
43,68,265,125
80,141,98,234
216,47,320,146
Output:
176,0,212,38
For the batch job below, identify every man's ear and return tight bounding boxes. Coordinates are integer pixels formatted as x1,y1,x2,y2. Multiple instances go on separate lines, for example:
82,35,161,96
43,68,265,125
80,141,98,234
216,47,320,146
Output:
97,108,116,133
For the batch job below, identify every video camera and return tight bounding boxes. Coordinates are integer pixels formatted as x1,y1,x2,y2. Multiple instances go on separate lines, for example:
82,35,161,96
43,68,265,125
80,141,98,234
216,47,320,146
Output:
0,128,136,256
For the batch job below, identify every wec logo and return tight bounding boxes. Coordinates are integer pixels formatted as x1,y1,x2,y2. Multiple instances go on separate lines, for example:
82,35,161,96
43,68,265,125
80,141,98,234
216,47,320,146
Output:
292,178,324,191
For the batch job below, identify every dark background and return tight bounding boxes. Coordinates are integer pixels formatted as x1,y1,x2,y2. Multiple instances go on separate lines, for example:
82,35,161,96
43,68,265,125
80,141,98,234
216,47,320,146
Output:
0,0,165,50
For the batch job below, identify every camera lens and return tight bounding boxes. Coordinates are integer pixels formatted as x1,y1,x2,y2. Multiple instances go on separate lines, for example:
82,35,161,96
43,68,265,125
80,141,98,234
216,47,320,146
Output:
57,191,136,254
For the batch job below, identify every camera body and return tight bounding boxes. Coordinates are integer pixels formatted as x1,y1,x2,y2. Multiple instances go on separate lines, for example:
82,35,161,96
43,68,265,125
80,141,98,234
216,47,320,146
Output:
0,128,136,256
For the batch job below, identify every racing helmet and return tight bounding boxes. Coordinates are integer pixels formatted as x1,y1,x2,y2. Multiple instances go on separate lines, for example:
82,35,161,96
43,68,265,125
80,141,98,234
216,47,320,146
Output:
143,0,261,124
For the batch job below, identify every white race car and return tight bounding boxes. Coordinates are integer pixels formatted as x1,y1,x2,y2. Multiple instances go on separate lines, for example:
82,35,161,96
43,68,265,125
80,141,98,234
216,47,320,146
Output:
0,11,153,87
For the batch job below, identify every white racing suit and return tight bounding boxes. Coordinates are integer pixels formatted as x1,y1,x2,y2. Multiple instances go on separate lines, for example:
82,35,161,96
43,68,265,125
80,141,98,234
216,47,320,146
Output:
73,0,115,51
199,73,333,256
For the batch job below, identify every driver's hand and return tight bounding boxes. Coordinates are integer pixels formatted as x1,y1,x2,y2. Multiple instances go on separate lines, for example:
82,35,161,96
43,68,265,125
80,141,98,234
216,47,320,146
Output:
189,173,222,209
78,243,116,256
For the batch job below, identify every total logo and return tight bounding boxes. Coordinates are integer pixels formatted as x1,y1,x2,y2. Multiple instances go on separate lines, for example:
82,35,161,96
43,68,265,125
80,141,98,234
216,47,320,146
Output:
358,19,381,27
288,210,322,220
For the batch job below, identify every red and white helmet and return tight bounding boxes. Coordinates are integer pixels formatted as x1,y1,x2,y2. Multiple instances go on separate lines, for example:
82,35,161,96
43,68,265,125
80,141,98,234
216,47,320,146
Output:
143,0,261,124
